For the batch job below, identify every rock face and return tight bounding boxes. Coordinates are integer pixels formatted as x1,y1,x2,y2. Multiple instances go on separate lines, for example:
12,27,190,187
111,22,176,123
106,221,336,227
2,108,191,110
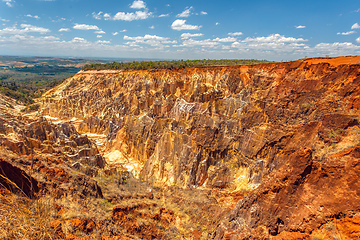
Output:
41,56,360,189
2,55,358,238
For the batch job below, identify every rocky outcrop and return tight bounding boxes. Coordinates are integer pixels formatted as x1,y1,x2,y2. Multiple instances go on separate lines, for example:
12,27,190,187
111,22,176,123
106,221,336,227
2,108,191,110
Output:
214,147,360,239
0,158,39,198
32,55,360,238
41,56,360,189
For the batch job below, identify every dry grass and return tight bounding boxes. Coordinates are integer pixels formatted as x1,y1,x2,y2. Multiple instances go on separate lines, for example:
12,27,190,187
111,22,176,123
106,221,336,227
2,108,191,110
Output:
0,192,58,240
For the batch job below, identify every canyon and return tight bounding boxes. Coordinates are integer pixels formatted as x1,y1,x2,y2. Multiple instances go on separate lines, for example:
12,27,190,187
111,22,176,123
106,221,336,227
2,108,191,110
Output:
1,56,360,239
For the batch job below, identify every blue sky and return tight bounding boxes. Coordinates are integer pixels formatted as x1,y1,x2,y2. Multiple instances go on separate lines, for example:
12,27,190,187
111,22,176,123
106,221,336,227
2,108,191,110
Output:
1,0,360,61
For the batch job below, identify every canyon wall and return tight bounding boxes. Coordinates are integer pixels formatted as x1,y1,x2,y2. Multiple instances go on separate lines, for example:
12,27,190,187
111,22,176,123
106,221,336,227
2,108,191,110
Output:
41,56,360,192
0,56,359,238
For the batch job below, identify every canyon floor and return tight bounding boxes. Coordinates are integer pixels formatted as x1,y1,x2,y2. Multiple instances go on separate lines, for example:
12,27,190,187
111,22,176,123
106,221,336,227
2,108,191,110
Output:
1,56,360,239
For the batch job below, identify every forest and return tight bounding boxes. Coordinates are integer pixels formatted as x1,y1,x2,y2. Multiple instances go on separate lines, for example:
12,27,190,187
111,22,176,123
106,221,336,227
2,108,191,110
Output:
81,59,272,71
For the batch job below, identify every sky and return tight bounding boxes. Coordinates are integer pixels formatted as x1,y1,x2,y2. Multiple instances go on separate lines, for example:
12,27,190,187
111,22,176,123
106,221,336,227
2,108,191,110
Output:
1,0,360,61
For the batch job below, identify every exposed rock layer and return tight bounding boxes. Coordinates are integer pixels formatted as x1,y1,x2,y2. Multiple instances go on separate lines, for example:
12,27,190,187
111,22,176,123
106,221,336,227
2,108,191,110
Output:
42,56,360,189
3,56,360,238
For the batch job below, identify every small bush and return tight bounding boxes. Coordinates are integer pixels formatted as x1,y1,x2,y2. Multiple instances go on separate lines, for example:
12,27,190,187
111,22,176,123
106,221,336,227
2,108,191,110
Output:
21,103,40,113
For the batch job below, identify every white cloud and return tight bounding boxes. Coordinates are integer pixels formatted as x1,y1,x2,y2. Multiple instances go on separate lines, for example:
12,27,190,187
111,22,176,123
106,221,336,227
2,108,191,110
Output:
3,0,14,7
120,29,127,32
178,36,237,49
149,25,155,29
181,38,219,48
213,37,237,42
0,34,136,58
95,30,105,34
357,37,360,43
0,18,10,22
96,35,102,38
312,42,360,56
26,14,40,19
73,23,100,30
200,11,207,15
180,33,203,39
230,34,309,55
158,13,169,17
97,40,110,44
92,11,103,20
295,25,306,29
124,34,169,41
59,28,70,32
177,7,193,18
337,31,355,35
228,32,243,36
215,22,220,25
71,37,88,43
351,23,360,29
124,34,176,47
104,13,111,20
0,24,50,35
242,34,306,43
171,19,201,31
112,32,119,36
130,0,146,9
113,11,151,21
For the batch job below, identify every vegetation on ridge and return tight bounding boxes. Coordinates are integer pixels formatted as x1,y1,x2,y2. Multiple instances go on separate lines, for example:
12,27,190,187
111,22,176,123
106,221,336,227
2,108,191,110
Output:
81,59,273,71
0,56,106,105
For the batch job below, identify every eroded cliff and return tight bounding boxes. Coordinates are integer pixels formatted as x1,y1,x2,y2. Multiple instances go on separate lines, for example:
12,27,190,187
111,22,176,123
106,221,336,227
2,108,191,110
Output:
1,56,360,239
38,56,360,238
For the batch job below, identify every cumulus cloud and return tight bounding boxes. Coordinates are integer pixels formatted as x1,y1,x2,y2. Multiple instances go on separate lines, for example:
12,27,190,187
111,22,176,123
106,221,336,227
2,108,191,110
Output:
200,11,207,15
149,25,155,29
180,33,203,39
213,37,237,42
95,30,105,34
178,36,239,49
158,13,169,17
96,35,102,38
73,23,100,31
337,31,355,35
0,18,10,22
312,42,360,56
124,34,169,41
228,32,243,36
3,0,14,7
130,0,146,9
295,25,306,29
357,37,360,43
104,13,111,20
97,40,110,44
113,11,151,21
242,34,306,43
351,23,360,29
71,37,88,43
171,19,201,31
113,30,127,35
181,38,219,48
0,34,136,58
124,34,176,47
59,28,70,32
0,24,50,35
26,14,40,19
230,34,309,55
215,22,220,26
177,7,193,18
